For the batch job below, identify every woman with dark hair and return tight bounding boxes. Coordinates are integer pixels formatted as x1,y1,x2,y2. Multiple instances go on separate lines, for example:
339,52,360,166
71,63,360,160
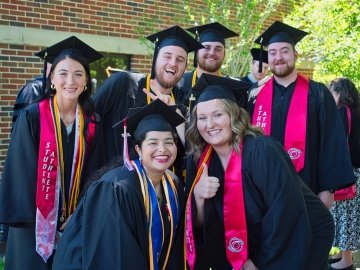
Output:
0,36,102,270
53,99,185,270
184,74,334,270
328,78,360,270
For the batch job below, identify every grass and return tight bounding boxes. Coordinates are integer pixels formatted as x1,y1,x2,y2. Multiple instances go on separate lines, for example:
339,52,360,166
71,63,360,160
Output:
330,247,340,256
0,256,4,270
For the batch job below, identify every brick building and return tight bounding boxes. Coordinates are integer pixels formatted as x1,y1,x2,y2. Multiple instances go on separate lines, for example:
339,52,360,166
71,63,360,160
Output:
0,0,308,173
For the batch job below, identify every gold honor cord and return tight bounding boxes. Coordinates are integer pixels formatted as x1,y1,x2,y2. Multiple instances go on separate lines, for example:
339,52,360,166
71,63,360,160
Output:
145,74,175,105
191,68,198,88
68,107,85,215
53,96,85,221
52,96,66,222
161,172,178,270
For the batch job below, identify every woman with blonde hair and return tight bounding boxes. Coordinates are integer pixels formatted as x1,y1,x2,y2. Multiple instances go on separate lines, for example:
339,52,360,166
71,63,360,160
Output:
184,74,334,270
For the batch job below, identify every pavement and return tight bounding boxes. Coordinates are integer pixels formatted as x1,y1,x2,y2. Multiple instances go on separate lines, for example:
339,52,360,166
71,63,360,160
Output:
352,251,360,269
0,241,359,268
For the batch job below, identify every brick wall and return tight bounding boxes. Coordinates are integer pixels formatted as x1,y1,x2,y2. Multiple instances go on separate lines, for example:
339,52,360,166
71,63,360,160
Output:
0,0,297,173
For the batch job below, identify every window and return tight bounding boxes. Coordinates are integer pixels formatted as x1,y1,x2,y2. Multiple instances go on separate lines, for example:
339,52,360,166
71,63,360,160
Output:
90,53,131,92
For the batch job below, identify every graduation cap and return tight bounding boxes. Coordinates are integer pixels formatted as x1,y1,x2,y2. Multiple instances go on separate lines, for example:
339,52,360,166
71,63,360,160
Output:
146,25,204,79
189,73,252,111
35,36,103,92
113,99,185,170
187,22,238,67
36,36,103,64
254,21,308,73
250,48,268,64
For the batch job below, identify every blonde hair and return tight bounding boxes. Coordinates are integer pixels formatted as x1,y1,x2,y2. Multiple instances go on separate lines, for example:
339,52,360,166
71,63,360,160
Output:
186,98,263,161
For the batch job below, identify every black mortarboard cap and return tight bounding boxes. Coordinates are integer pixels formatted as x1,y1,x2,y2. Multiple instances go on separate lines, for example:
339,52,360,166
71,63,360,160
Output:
35,36,103,64
146,26,204,79
187,22,238,67
250,48,268,64
255,21,308,47
190,73,252,110
187,22,238,45
35,36,103,93
113,98,185,140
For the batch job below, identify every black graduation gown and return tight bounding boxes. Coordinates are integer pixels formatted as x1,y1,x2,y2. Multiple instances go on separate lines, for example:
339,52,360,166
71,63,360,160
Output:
246,77,355,193
185,135,334,270
0,102,97,270
52,166,185,270
91,71,187,176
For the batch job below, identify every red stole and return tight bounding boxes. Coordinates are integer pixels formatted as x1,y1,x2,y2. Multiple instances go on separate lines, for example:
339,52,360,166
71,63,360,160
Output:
252,74,309,172
185,145,248,269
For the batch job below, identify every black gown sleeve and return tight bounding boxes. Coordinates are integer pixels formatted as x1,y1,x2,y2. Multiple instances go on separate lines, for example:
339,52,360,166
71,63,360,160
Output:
243,136,313,270
0,104,39,225
315,84,355,191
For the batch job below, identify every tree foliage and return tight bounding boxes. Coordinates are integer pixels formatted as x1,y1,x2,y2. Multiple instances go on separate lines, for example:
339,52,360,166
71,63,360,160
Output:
180,0,283,77
285,0,360,87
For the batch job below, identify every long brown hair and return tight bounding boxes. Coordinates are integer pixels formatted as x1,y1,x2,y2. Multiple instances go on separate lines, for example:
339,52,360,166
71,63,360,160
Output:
186,98,263,161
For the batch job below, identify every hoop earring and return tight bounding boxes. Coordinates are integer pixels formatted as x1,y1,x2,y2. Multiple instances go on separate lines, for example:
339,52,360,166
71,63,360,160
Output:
51,83,55,89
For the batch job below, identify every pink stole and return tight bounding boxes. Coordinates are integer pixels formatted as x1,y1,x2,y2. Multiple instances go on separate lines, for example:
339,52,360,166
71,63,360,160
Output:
185,145,248,269
35,97,95,262
252,74,309,172
36,98,61,262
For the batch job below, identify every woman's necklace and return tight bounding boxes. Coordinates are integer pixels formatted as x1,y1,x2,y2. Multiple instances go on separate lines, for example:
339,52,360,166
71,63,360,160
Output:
59,110,76,127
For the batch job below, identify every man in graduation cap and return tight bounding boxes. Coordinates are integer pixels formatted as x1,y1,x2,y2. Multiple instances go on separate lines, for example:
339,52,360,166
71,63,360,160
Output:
0,36,102,270
178,22,238,109
90,25,203,174
247,21,355,209
53,99,185,270
240,48,270,84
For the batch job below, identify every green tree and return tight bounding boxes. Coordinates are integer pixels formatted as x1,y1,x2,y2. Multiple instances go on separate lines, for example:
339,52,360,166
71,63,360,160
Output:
285,0,360,87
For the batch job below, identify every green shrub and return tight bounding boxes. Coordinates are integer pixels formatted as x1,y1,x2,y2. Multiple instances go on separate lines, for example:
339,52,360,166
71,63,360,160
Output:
0,255,4,270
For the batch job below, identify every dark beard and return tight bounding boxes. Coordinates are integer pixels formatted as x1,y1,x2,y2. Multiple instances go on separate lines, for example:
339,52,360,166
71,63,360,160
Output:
271,63,295,78
197,57,223,73
155,71,181,89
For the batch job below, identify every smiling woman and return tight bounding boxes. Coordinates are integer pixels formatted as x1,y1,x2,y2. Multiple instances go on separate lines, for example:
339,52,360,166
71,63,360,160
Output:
0,36,102,270
184,73,334,270
52,99,186,270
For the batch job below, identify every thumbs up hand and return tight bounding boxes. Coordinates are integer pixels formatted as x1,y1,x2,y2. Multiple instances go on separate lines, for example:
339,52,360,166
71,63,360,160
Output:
194,163,220,200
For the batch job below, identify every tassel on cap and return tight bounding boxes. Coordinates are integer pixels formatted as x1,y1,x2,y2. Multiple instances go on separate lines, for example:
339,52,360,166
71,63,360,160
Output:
258,38,263,74
193,29,199,68
122,118,134,171
42,51,48,94
150,38,159,79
